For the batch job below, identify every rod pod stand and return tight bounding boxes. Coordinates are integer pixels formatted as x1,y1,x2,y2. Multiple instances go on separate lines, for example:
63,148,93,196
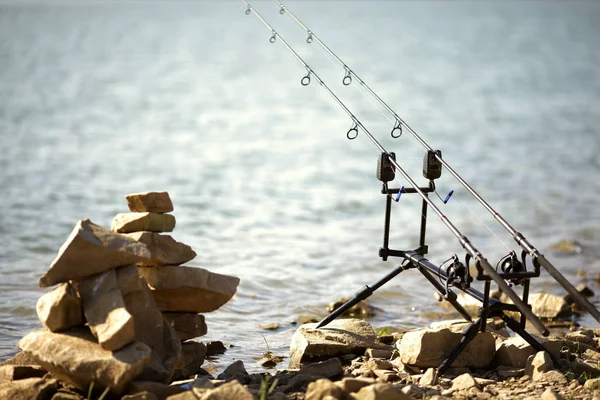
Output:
317,151,556,379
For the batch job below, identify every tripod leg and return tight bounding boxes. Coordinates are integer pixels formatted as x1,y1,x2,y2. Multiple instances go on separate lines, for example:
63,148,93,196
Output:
316,263,409,328
437,320,481,377
501,313,559,366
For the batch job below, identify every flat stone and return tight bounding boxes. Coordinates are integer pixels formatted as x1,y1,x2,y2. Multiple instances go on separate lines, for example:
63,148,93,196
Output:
124,232,196,266
0,351,40,367
18,328,151,395
398,327,495,368
162,313,207,341
365,348,394,359
0,376,59,400
112,213,176,234
116,265,182,383
36,283,83,332
289,319,382,368
137,266,239,313
126,192,174,213
74,269,135,351
39,219,151,287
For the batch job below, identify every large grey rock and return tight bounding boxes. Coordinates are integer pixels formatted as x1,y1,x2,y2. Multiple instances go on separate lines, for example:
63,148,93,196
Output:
39,219,151,287
123,232,196,266
18,328,151,395
74,269,135,351
162,313,207,341
0,376,59,400
126,192,174,213
289,319,382,368
398,327,495,368
112,213,176,234
116,265,182,383
36,283,83,332
137,266,239,313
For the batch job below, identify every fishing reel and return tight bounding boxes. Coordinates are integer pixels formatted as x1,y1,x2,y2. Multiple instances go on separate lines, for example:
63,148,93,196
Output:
439,254,471,295
497,250,526,286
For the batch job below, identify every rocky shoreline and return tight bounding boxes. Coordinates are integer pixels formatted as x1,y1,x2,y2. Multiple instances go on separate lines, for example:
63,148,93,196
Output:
1,191,600,399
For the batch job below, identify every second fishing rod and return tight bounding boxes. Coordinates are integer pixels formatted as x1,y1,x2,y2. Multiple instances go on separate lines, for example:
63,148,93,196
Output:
274,0,600,323
241,0,548,336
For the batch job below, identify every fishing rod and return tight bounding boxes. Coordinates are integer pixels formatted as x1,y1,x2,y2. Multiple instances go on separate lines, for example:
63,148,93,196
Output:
274,0,600,323
241,0,549,336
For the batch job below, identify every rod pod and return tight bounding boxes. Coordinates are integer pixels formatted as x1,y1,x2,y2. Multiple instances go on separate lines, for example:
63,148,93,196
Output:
242,0,549,336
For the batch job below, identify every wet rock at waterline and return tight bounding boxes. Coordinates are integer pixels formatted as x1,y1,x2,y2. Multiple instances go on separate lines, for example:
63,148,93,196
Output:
124,231,196,266
289,318,384,368
39,219,151,287
171,340,207,382
126,191,174,214
137,265,240,313
112,212,176,234
18,328,151,394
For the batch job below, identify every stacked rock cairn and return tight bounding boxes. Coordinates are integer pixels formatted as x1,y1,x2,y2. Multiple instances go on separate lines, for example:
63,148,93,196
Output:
14,191,240,397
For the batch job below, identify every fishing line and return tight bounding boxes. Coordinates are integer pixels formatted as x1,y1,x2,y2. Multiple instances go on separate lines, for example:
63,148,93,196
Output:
242,0,552,334
274,0,513,254
272,0,600,323
273,0,533,253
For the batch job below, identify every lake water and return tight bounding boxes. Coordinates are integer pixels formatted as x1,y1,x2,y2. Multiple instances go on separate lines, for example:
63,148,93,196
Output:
1,1,599,373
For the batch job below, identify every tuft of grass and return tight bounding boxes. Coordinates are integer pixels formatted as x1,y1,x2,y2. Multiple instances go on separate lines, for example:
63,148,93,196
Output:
261,334,272,358
259,375,279,400
86,381,110,400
